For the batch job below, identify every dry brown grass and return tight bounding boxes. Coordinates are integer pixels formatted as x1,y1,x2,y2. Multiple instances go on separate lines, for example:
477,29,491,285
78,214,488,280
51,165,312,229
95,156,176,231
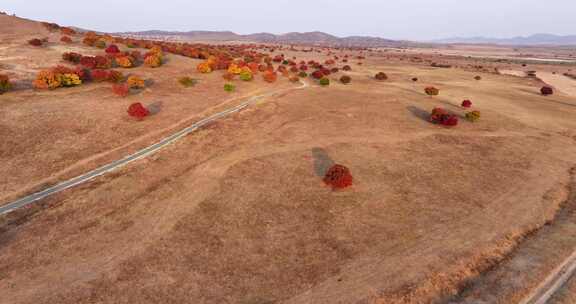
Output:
2,14,576,304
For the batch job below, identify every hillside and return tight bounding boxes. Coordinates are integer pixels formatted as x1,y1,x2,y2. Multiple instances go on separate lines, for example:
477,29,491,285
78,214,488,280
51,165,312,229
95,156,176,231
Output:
117,29,404,47
0,13,49,39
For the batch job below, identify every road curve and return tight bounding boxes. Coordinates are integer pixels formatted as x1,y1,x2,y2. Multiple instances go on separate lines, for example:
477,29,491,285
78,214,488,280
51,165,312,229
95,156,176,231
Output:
519,250,576,304
0,81,309,215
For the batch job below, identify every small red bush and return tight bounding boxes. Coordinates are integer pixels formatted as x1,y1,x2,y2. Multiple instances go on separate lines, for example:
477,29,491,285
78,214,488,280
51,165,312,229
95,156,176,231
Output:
127,103,150,120
60,36,73,43
429,108,458,127
80,56,97,69
323,164,353,190
105,44,120,54
94,56,112,69
425,86,439,96
28,38,44,46
91,69,110,82
60,27,76,36
112,83,129,97
311,70,324,79
340,75,351,84
263,71,278,83
541,86,553,96
375,72,388,81
107,70,124,83
63,52,82,64
461,100,472,108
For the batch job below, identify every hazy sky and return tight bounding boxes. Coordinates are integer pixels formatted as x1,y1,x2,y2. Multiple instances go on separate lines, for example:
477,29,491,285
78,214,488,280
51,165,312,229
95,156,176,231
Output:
3,0,575,40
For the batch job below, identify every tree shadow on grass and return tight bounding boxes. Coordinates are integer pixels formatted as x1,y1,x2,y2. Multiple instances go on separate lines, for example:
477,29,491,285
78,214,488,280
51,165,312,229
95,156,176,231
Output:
144,78,155,88
406,105,431,123
311,147,335,177
147,101,163,115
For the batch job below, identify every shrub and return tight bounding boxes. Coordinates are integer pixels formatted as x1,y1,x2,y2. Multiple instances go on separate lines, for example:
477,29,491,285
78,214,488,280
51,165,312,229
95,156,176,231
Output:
196,61,212,73
311,70,324,80
298,71,308,78
127,76,145,89
42,22,61,32
95,40,106,49
319,77,330,86
224,83,235,92
115,56,134,68
277,65,287,73
340,75,351,84
91,69,110,82
227,63,242,75
239,68,253,81
541,86,553,96
412,77,418,82
73,67,91,80
474,75,482,81
130,51,142,62
28,38,43,46
60,73,82,87
80,56,97,69
144,54,162,68
299,65,308,71
127,103,150,120
342,65,352,71
95,56,112,69
178,76,197,87
63,52,82,64
375,72,388,81
222,73,235,81
263,71,278,83
461,100,472,108
0,74,12,94
289,75,300,83
112,83,130,97
429,107,458,126
60,27,76,36
108,70,124,83
425,86,439,96
105,44,120,54
331,67,339,73
465,111,481,122
247,62,259,73
82,36,97,46
60,36,73,43
323,164,353,190
33,70,62,89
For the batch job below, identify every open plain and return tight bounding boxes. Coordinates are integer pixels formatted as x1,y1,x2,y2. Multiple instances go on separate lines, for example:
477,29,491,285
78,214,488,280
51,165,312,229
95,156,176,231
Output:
1,13,576,304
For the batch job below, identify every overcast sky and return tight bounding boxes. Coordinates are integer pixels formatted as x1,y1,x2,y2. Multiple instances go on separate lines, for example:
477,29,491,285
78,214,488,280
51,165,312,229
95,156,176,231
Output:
3,0,575,40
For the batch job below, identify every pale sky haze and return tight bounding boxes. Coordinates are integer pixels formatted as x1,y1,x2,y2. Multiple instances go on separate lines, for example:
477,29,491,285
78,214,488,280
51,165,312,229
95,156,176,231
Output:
2,0,575,41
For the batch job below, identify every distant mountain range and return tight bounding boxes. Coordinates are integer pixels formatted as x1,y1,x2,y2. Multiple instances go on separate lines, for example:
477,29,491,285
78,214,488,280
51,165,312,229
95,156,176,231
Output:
433,34,576,46
115,30,407,47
